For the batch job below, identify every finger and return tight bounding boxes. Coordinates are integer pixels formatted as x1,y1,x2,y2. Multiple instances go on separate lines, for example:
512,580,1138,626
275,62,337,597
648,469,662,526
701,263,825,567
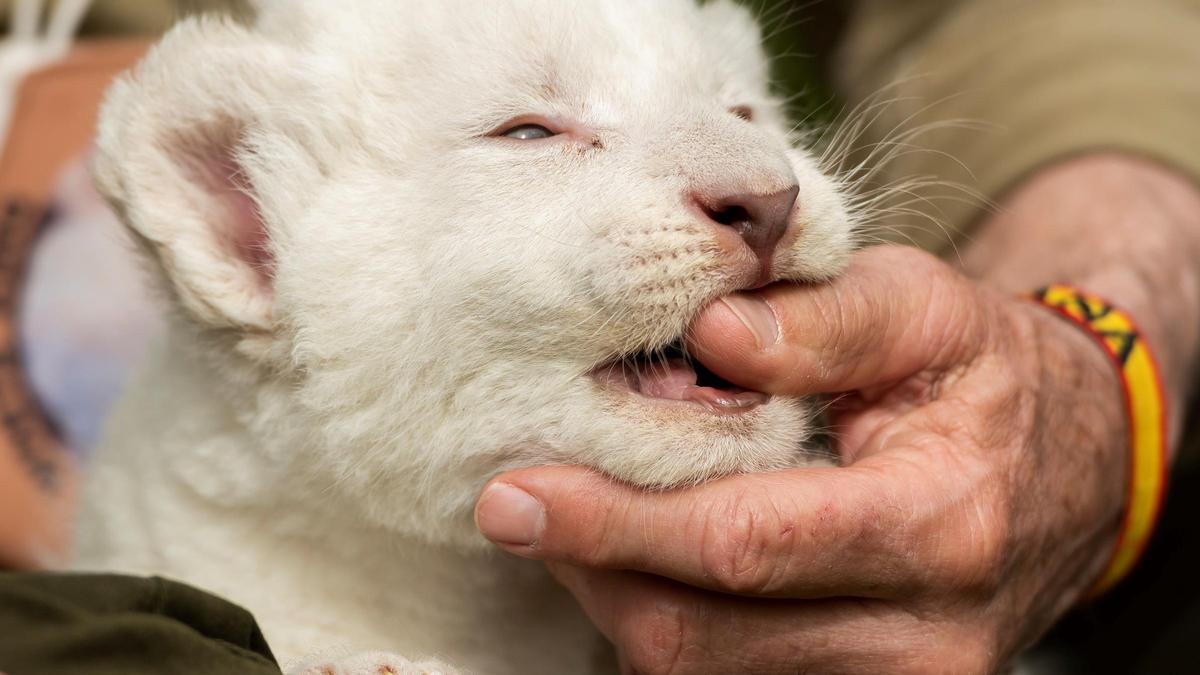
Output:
548,564,963,675
475,460,949,600
685,245,990,395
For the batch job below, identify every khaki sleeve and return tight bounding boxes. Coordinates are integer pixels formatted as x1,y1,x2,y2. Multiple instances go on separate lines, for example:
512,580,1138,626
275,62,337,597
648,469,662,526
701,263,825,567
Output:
834,0,1200,252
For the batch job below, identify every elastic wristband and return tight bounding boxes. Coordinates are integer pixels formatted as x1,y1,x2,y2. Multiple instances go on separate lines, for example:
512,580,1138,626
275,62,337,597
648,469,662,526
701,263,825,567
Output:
1027,285,1168,598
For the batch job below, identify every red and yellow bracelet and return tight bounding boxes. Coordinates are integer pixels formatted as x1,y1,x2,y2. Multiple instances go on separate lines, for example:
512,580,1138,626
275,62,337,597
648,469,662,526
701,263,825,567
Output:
1028,285,1168,598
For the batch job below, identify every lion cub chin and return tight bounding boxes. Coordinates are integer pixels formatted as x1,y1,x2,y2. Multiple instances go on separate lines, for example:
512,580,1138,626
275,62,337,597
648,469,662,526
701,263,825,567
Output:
73,0,853,672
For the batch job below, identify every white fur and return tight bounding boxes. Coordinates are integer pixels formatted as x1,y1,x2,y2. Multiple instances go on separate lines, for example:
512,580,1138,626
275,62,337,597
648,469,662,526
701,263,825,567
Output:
73,1,853,672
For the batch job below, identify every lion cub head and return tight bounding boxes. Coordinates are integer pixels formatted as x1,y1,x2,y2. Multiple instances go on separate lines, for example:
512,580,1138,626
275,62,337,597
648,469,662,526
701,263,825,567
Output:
93,0,853,546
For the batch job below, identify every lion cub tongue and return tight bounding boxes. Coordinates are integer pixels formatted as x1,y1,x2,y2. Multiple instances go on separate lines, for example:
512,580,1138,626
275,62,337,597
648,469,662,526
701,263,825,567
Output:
636,358,770,410
636,358,699,400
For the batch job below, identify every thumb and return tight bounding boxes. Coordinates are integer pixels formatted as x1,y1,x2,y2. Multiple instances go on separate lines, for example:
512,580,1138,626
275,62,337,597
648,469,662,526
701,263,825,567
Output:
686,245,988,395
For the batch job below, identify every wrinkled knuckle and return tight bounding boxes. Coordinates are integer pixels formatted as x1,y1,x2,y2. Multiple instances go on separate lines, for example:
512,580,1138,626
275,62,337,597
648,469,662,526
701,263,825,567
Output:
929,506,1010,596
622,602,697,675
896,631,996,675
941,635,1000,674
804,288,848,354
699,490,792,595
576,498,632,567
906,246,948,274
903,244,968,301
882,245,953,289
918,252,964,293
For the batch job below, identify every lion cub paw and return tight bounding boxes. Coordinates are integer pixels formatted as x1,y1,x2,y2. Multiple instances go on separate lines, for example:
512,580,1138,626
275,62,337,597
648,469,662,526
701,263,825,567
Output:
289,652,461,675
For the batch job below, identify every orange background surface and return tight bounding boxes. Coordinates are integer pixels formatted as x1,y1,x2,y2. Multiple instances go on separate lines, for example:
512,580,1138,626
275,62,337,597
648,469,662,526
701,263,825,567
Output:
0,40,147,568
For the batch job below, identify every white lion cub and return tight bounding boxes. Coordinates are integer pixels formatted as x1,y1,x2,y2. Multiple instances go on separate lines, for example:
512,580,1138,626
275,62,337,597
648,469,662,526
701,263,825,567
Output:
73,0,854,673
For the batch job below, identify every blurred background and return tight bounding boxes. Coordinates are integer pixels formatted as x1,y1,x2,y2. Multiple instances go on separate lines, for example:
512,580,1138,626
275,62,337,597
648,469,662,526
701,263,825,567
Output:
0,2,1196,673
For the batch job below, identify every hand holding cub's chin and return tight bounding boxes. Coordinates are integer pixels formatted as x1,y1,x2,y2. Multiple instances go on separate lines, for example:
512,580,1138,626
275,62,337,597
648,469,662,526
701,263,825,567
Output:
476,245,1130,674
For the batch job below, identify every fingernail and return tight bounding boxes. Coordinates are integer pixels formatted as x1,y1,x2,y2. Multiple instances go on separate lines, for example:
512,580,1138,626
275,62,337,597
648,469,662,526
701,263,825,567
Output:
719,293,779,349
475,483,545,547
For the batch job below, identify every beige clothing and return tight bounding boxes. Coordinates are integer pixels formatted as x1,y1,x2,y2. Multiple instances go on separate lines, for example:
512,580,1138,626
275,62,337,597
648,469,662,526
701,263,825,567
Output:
838,0,1200,251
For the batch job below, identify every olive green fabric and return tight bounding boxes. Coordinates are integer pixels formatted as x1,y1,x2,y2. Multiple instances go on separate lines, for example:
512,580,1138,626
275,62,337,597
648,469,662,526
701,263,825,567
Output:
0,573,281,675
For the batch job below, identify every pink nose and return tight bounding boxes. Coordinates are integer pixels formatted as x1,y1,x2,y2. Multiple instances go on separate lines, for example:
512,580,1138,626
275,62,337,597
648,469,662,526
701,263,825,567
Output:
693,185,799,263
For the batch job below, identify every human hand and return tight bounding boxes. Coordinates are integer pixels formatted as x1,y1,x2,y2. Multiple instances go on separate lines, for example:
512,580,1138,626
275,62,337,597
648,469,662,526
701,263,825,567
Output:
475,244,1131,673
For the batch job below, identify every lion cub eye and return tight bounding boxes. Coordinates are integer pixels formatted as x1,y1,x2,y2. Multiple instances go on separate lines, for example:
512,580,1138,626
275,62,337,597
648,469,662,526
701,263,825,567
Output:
501,124,558,140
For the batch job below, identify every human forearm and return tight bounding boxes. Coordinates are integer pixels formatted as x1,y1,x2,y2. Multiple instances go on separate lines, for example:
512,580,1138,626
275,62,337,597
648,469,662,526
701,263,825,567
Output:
961,154,1200,449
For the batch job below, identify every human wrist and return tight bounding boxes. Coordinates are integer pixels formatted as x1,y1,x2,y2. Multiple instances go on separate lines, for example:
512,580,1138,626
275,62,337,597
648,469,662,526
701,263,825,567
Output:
963,153,1200,455
1068,256,1197,424
1028,297,1128,568
1026,290,1160,600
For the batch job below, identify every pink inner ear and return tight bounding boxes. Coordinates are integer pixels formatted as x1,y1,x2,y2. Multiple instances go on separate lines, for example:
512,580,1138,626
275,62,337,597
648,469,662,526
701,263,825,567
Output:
203,147,273,285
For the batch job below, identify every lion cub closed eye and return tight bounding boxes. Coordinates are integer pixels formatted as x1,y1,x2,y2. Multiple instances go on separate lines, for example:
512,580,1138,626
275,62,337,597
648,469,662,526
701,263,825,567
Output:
72,0,854,672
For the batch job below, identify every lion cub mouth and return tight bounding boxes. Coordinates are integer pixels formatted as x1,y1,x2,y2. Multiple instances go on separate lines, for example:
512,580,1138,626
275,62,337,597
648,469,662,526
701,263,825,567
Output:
590,341,770,414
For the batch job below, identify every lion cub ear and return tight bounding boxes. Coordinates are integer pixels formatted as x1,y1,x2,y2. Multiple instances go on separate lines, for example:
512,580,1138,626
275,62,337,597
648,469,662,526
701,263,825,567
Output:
92,17,291,339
